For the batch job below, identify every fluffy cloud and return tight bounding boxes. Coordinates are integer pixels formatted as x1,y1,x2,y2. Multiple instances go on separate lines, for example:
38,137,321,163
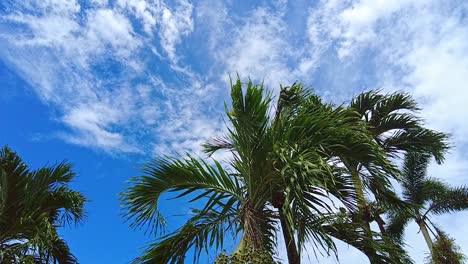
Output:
117,0,194,63
221,7,295,88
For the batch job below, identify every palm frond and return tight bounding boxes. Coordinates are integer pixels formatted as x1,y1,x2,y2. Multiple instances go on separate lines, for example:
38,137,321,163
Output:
386,210,413,244
134,209,237,264
426,184,468,216
122,155,242,234
351,91,449,163
350,90,384,118
203,135,234,157
47,233,78,264
0,146,85,263
401,151,431,203
324,220,413,264
383,128,449,163
429,229,466,264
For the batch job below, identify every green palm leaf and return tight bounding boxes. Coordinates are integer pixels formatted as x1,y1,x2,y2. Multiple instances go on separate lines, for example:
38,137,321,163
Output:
122,155,242,234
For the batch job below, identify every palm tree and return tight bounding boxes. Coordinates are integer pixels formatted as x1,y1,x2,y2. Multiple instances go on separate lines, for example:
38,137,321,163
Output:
122,79,389,263
326,90,449,263
0,146,87,264
387,151,468,261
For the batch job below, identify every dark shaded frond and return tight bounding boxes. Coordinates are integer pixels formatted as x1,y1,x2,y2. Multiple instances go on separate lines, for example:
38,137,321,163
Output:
386,210,413,244
48,235,78,264
429,230,466,264
324,221,413,264
401,151,431,204
350,91,449,162
426,184,468,216
384,128,449,163
133,209,237,264
374,92,418,113
350,90,384,118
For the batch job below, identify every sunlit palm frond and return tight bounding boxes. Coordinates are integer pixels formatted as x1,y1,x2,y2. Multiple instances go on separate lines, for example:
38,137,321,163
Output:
122,155,242,234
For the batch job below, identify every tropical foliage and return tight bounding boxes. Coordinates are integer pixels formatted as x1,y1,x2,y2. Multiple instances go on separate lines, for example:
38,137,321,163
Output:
0,146,86,264
387,151,468,263
428,230,466,264
121,79,461,264
2,78,466,264
325,90,449,263
122,79,382,263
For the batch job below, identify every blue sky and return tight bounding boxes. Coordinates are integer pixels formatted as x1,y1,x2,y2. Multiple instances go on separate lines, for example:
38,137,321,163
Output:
1,0,468,263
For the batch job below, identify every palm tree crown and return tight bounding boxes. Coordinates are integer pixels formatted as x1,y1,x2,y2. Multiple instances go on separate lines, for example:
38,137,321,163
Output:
122,79,396,264
387,151,468,259
324,90,449,263
0,146,87,264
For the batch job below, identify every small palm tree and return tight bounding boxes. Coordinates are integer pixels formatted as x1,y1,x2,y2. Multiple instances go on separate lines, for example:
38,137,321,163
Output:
0,146,87,264
387,151,468,261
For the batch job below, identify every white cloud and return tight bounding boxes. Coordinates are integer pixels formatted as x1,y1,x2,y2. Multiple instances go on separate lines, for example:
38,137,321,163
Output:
220,7,297,89
195,0,229,52
61,104,138,152
117,0,160,34
339,0,419,38
158,1,193,62
85,9,141,57
0,2,145,153
91,0,109,7
117,0,194,63
399,19,468,143
34,0,81,15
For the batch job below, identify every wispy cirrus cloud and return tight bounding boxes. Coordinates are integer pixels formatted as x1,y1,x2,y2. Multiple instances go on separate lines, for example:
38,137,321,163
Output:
0,0,219,154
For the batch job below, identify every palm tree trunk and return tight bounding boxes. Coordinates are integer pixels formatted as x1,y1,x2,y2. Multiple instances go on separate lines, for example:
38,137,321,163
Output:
279,207,301,264
349,165,378,263
235,234,246,254
416,215,433,256
375,214,387,234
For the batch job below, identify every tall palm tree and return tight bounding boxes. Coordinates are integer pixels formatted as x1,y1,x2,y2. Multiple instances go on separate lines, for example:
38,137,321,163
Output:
0,146,86,264
122,79,388,263
387,151,468,260
326,90,449,263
